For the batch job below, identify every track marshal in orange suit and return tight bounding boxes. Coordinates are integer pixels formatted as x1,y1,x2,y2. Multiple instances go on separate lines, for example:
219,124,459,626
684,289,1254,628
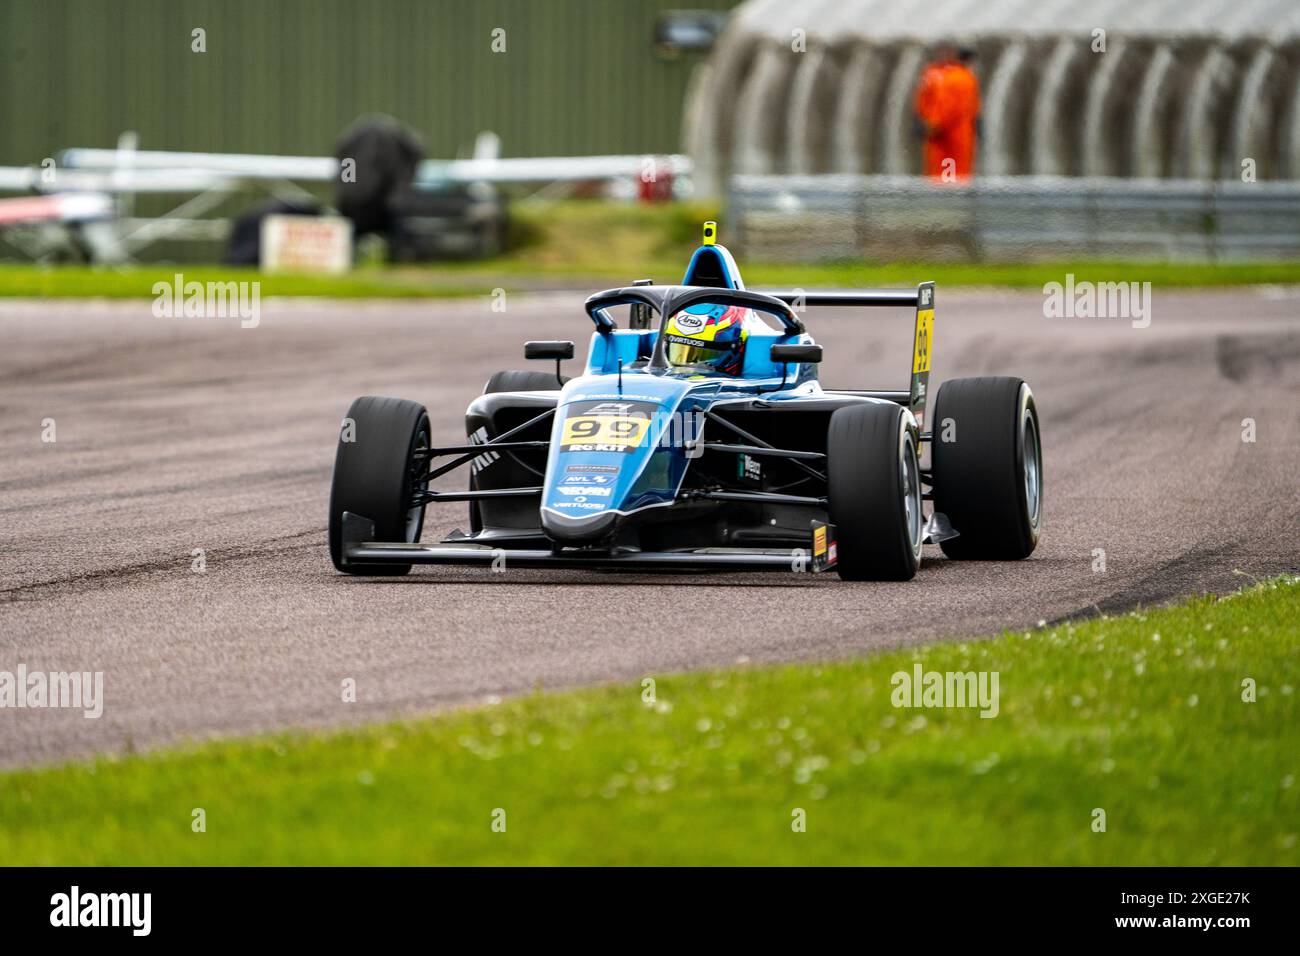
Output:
915,46,981,180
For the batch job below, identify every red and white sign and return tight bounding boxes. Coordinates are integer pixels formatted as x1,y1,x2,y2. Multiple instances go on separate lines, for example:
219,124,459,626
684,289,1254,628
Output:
260,214,351,274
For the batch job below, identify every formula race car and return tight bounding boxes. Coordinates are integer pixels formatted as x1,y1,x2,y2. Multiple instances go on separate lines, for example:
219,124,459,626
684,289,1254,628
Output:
329,223,1041,581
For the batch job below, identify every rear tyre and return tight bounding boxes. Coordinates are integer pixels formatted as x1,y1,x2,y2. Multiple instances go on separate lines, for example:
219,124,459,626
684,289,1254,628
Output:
931,377,1041,560
827,403,922,581
328,396,431,575
483,370,567,394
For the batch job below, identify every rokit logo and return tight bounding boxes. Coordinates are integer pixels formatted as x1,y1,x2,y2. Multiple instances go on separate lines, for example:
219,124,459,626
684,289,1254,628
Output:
50,886,151,936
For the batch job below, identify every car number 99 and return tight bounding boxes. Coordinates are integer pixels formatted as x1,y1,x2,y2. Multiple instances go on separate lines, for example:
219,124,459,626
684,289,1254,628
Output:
560,415,650,449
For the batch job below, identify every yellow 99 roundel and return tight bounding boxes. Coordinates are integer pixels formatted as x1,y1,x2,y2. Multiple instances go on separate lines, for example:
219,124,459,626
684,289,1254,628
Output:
561,414,650,450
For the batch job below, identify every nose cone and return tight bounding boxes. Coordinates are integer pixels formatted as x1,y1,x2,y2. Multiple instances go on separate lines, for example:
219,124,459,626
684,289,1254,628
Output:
541,373,694,547
541,507,619,545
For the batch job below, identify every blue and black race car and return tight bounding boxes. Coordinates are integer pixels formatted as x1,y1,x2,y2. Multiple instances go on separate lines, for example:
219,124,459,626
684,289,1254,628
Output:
329,223,1041,581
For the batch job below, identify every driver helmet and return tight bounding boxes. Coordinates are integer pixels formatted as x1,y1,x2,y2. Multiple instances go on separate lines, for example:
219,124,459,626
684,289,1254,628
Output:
663,303,749,375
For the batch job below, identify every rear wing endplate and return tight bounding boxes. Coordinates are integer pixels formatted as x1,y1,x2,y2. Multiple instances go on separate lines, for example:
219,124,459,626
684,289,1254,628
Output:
910,282,934,431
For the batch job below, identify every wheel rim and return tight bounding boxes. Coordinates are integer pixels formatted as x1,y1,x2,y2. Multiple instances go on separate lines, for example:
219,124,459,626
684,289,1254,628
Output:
1022,409,1041,526
405,428,430,541
902,432,922,555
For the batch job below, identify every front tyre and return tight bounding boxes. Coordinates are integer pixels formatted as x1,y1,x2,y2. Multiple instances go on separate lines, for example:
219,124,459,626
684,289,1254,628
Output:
827,403,922,581
931,377,1041,560
328,396,431,575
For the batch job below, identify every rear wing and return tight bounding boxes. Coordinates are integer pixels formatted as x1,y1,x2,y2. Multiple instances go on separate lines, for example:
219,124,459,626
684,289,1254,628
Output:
756,283,936,431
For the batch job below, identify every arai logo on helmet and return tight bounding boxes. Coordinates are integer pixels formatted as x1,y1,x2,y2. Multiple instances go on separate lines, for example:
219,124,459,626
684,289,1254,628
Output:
674,313,706,334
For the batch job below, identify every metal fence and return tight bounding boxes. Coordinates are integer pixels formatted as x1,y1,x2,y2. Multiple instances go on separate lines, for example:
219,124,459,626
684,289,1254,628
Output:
0,141,694,264
728,175,1300,262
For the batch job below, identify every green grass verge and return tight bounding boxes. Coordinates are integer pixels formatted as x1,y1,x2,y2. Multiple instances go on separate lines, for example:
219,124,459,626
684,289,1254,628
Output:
0,264,486,300
3,200,1298,297
2,577,1296,866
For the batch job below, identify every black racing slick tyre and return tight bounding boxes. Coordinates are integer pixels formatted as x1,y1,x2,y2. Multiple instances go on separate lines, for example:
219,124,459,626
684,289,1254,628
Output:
328,396,431,575
930,377,1041,560
827,403,923,581
483,370,568,394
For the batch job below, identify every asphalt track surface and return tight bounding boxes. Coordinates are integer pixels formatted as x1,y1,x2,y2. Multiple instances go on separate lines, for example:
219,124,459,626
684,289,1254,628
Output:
1,288,1297,766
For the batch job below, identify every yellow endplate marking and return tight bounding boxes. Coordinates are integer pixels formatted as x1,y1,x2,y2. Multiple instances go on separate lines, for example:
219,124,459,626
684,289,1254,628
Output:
913,308,934,374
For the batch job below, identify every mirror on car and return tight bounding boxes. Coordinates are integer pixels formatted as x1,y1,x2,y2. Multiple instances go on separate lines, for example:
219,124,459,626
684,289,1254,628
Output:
770,343,822,364
524,340,575,361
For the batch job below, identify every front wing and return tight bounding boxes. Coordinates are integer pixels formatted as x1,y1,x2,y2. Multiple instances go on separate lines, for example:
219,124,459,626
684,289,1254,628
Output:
339,512,838,574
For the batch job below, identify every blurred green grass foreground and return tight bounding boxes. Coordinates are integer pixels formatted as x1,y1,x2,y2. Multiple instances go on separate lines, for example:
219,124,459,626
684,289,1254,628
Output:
1,577,1296,866
3,200,1299,298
